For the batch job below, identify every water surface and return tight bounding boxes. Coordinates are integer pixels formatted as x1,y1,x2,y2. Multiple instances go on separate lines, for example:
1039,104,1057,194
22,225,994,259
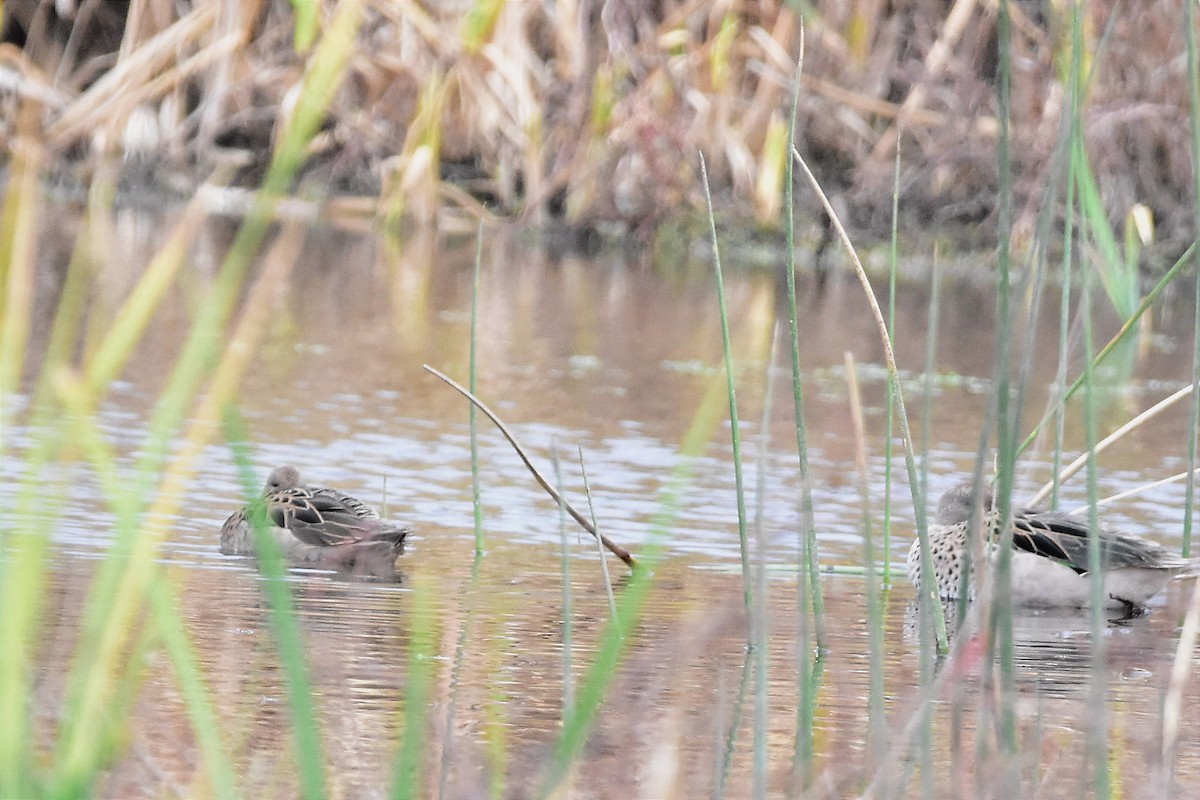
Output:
10,205,1200,797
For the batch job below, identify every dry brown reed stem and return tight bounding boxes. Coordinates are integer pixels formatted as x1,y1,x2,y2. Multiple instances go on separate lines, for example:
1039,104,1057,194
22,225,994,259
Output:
792,143,949,652
1161,564,1200,783
843,351,871,498
868,0,980,162
46,2,219,146
4,1,1193,238
422,364,636,568
196,0,248,147
800,73,945,127
1065,468,1200,515
1028,384,1194,507
790,146,916,487
578,446,618,622
0,45,70,108
0,104,44,405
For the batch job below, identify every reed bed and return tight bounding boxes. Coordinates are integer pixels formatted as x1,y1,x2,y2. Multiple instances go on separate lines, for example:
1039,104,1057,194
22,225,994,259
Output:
5,1,1200,799
0,0,1195,253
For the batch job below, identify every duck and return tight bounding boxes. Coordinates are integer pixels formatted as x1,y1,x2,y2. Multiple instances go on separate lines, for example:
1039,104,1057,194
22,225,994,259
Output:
907,483,1200,612
220,465,410,574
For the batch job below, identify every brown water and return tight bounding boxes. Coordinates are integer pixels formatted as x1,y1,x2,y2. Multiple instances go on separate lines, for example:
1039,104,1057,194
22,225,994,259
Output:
10,205,1200,798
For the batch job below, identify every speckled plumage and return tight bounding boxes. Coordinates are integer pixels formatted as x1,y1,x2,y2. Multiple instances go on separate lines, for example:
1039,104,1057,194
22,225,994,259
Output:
907,483,1200,610
220,466,410,573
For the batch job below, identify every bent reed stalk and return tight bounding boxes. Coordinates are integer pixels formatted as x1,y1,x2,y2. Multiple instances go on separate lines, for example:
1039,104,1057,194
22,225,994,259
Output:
790,146,949,654
422,364,636,568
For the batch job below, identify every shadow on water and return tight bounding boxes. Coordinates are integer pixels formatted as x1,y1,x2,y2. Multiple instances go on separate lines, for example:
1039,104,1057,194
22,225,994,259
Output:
9,199,1200,796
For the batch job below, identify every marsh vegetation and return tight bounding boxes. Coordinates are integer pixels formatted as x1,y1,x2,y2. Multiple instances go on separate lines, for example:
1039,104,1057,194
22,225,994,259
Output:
5,1,1200,798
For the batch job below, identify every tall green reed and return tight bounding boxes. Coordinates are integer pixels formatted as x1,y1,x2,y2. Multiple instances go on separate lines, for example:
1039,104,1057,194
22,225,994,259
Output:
916,260,940,799
470,220,486,554
1080,219,1112,799
978,0,1019,786
393,576,439,800
1184,0,1200,557
716,647,754,800
883,146,901,588
436,545,485,800
227,412,327,800
1052,108,1078,509
789,145,947,653
699,153,752,624
53,374,237,800
439,223,490,799
751,329,780,800
578,448,618,622
783,38,828,656
552,449,575,717
0,107,41,409
918,257,939,528
783,34,827,787
52,219,309,796
843,352,886,764
0,143,76,795
0,139,60,786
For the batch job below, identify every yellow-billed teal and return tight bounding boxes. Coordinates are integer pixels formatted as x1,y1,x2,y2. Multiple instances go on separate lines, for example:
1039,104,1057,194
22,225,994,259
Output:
220,466,410,572
907,483,1200,611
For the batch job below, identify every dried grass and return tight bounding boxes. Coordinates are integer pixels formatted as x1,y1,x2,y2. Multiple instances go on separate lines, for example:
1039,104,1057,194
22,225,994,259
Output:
0,0,1195,247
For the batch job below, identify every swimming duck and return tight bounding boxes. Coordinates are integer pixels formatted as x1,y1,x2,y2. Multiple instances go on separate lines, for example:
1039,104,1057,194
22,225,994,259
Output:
220,465,410,572
907,483,1199,611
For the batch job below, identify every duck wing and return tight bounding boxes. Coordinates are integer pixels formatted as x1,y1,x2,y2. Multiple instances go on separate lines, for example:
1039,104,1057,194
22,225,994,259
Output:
1009,509,1182,573
312,487,380,520
268,489,388,547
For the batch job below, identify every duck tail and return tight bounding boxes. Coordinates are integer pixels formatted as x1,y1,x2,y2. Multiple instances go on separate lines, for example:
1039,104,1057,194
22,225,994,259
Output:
377,524,411,549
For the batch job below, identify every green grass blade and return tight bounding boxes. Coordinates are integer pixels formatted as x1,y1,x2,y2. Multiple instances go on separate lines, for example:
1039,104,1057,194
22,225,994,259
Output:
552,449,574,715
1052,131,1079,508
1074,142,1137,321
699,153,752,625
227,410,327,800
289,0,319,51
0,117,42,410
884,145,901,587
844,354,886,763
1018,243,1195,458
470,219,486,554
716,647,754,800
0,200,93,796
1184,0,1200,557
782,41,829,652
1080,224,1112,799
392,575,439,800
988,0,1019,771
436,549,484,800
751,330,778,800
49,2,366,781
147,573,242,800
55,376,239,799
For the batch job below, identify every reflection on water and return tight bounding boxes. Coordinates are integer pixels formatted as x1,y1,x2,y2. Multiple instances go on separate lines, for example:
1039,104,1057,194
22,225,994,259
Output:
9,201,1200,796
904,596,1175,697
